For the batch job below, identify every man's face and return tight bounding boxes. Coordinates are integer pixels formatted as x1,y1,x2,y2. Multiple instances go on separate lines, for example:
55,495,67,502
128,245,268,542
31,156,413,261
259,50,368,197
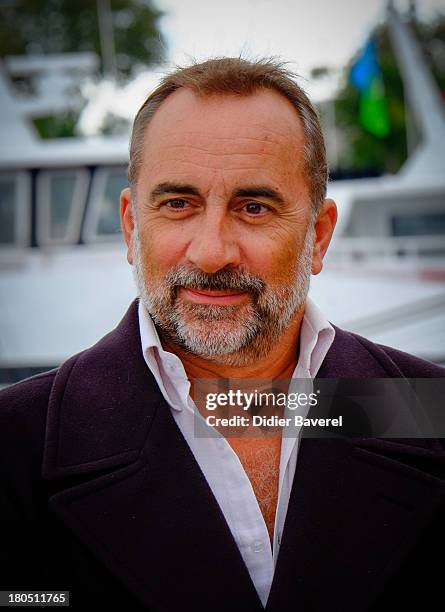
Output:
122,88,333,366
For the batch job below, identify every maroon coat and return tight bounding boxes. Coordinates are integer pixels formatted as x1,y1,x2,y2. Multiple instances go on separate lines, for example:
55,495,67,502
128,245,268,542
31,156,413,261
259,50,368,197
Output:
1,300,444,611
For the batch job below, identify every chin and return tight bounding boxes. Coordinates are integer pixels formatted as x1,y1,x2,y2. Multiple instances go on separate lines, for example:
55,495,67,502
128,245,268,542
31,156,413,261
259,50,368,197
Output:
175,320,256,357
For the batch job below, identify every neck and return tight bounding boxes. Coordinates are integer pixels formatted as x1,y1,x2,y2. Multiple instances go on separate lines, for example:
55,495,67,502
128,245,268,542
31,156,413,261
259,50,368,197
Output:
159,305,305,382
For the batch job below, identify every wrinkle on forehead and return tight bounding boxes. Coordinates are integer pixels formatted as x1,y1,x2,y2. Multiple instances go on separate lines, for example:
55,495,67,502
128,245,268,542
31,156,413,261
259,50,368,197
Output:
144,126,301,159
156,140,281,157
146,149,296,175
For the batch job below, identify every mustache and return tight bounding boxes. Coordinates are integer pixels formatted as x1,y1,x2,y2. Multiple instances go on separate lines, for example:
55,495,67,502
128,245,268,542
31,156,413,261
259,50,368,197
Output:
163,265,265,299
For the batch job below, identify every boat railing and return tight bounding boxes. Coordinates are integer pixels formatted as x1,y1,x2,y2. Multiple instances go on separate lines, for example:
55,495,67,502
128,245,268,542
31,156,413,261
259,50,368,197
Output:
328,235,445,263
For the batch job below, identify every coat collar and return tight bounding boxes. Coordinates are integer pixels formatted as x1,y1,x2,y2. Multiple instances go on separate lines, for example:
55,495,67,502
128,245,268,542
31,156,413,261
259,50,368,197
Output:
43,300,159,479
42,300,445,611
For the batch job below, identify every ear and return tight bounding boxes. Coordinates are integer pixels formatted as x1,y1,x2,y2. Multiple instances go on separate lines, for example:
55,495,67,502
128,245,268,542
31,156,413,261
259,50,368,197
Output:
311,198,337,275
120,187,134,265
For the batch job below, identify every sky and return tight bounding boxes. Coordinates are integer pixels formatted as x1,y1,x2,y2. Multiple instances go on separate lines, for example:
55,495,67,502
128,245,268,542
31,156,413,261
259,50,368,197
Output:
157,0,386,83
79,0,445,133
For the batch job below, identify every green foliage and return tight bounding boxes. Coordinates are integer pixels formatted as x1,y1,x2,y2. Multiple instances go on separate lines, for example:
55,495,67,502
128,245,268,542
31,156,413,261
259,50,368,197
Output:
0,0,165,80
33,112,79,139
334,15,445,174
417,17,445,90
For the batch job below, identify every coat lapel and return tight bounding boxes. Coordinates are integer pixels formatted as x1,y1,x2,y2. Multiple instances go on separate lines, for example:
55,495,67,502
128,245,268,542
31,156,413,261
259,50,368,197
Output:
42,301,263,612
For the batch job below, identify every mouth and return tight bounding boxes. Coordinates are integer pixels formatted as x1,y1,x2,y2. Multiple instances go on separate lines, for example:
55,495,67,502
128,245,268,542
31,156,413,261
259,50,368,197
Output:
179,287,250,305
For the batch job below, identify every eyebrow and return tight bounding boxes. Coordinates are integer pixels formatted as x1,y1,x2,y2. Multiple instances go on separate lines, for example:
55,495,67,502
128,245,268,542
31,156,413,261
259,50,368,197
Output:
232,187,285,206
150,182,286,206
150,182,201,199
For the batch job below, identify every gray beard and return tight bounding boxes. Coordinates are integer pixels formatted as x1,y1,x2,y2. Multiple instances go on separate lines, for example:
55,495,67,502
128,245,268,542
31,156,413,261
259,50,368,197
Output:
132,220,314,367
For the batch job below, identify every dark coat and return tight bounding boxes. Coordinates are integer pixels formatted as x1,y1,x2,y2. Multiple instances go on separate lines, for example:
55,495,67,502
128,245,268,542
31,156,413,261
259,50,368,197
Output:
1,300,444,611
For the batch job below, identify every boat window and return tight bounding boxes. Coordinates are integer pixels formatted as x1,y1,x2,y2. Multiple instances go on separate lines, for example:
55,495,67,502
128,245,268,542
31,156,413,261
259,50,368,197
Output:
37,169,88,245
83,167,127,242
0,178,15,244
391,213,445,236
97,171,127,236
0,172,30,247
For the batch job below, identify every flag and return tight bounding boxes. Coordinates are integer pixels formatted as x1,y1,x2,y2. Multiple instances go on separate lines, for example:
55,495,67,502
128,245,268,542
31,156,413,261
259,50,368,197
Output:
350,37,390,138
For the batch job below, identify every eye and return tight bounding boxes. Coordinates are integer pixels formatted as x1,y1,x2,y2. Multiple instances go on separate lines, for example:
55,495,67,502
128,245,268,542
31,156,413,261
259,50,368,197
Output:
162,198,191,211
243,202,271,215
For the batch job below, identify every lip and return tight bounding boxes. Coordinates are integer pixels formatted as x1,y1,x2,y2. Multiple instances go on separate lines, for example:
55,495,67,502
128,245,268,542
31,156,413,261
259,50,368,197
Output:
180,287,249,305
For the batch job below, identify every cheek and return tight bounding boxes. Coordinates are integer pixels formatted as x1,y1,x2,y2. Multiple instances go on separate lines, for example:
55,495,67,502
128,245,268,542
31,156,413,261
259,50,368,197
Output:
141,224,189,272
241,230,301,280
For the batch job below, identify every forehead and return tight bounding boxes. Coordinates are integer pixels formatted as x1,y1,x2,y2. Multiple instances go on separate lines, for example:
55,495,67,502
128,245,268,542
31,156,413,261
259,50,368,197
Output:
138,87,308,194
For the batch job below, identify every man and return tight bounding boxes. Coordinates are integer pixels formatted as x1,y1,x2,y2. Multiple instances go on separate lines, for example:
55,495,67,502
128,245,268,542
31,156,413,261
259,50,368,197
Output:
1,58,444,612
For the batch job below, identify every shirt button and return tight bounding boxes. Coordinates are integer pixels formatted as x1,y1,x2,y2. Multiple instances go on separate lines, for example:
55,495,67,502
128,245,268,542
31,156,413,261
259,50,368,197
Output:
251,540,264,553
277,531,282,546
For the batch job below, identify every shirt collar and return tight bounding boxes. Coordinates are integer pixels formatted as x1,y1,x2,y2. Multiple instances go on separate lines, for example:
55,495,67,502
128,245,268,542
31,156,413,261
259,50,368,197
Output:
299,296,335,377
138,298,164,353
138,300,189,411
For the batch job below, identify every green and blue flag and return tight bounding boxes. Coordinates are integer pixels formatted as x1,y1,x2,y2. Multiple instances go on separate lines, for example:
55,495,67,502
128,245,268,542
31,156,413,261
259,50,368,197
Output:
350,37,390,137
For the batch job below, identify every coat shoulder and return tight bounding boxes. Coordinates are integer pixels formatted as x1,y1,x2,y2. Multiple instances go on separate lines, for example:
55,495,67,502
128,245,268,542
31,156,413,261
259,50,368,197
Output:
0,369,57,444
351,331,445,377
324,325,445,378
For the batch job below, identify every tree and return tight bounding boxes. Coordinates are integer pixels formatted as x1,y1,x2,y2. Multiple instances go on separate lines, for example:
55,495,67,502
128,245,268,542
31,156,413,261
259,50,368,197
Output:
0,0,165,81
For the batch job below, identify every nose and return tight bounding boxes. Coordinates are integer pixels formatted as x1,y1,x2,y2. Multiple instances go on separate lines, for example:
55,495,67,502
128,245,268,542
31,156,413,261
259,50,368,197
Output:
185,208,241,273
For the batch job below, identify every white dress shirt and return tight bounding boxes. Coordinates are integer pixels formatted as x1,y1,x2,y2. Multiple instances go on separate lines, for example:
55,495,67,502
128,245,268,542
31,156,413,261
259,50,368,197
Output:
138,297,335,607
